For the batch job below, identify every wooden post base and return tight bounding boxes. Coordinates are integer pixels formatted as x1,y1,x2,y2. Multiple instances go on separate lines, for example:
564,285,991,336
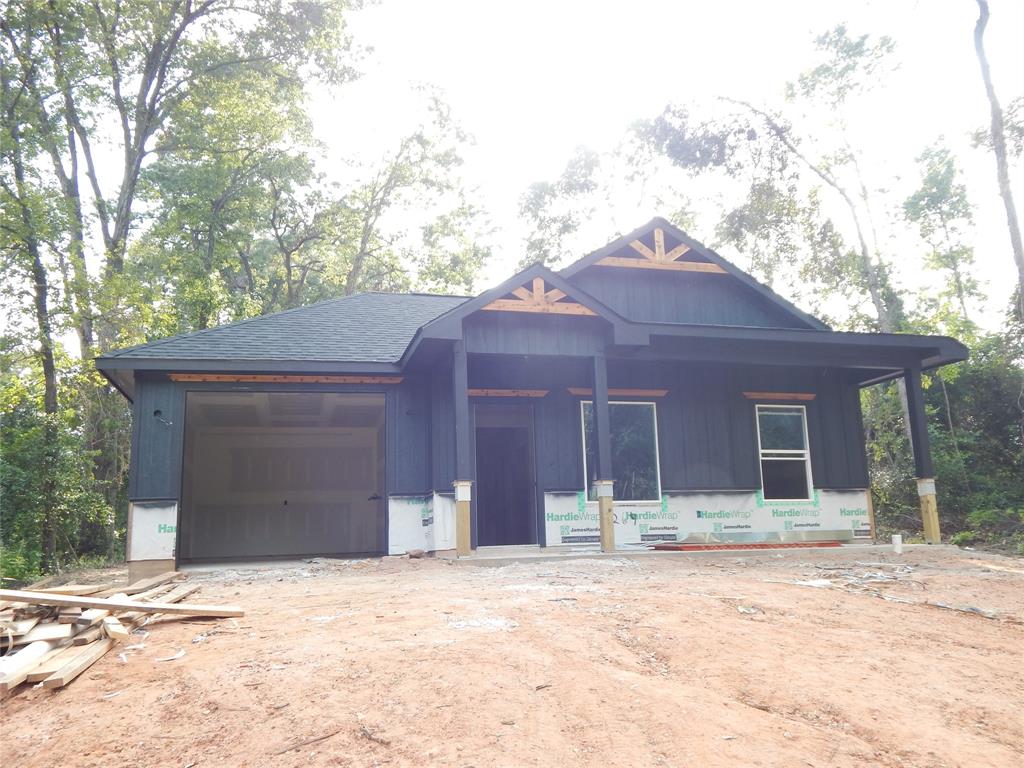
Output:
454,481,472,556
917,478,940,544
596,480,615,553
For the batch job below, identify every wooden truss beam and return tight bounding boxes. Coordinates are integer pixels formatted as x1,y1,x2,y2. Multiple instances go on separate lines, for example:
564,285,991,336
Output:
468,388,549,398
168,374,404,384
567,387,669,397
482,277,596,316
595,227,726,273
742,391,816,401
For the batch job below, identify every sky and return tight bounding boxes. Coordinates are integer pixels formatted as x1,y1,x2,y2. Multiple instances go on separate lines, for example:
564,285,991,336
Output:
309,0,1024,330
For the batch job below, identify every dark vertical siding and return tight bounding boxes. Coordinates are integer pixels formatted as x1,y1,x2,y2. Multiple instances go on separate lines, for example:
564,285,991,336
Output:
570,268,811,328
430,361,456,491
128,375,185,500
464,314,607,356
388,374,431,494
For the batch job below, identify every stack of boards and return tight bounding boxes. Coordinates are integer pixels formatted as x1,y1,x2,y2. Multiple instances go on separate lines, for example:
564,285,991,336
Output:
0,572,243,694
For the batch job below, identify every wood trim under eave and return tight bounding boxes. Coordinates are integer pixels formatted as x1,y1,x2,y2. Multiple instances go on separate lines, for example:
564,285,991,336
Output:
742,391,816,401
168,373,404,384
468,388,549,398
596,256,727,273
480,299,597,316
568,387,669,397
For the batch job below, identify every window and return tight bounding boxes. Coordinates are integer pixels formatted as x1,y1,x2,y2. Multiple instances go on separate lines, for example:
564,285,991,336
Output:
582,401,661,502
756,405,813,500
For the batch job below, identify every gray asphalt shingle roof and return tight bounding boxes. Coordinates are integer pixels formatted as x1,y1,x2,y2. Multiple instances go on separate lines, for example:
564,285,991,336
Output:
99,292,470,364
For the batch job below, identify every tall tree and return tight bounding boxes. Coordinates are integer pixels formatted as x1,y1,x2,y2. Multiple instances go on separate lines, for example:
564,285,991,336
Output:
973,0,1024,303
904,144,980,324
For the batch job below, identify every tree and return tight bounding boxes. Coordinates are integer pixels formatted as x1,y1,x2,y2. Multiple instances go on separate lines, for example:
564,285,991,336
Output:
973,0,1024,303
904,144,980,324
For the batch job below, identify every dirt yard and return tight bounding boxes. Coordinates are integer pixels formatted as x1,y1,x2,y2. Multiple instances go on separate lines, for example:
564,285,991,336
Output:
2,546,1023,768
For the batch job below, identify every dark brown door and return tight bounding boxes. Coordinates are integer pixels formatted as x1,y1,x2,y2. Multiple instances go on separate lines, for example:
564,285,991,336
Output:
475,404,537,546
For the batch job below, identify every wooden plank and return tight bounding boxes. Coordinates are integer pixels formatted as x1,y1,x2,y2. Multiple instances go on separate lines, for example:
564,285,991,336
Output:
97,571,182,598
117,583,202,624
653,228,666,259
511,286,532,301
102,616,131,642
168,373,402,385
544,288,567,302
1,616,40,636
629,239,657,260
25,642,85,683
72,626,104,646
567,387,669,397
0,640,69,692
596,255,726,273
10,622,75,646
0,589,245,618
481,299,597,316
43,637,114,689
468,388,548,398
742,391,816,401
58,608,83,624
35,584,111,596
664,242,692,261
78,593,128,626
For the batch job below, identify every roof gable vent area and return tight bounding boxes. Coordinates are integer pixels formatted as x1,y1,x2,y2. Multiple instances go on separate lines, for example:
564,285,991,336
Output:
593,227,725,273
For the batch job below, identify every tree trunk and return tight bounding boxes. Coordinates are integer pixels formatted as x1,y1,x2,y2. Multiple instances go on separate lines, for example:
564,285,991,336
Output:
974,0,1024,301
8,103,60,572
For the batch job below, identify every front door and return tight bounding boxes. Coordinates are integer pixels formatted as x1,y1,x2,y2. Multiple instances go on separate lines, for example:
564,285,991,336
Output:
474,404,537,546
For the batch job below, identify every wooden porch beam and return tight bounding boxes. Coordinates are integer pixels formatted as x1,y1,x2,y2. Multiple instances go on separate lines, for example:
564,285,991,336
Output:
468,388,548,398
742,391,816,401
481,299,596,316
568,387,669,397
595,256,726,273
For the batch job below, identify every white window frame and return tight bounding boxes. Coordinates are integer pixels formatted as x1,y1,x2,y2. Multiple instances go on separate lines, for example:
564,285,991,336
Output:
754,404,814,502
580,400,662,504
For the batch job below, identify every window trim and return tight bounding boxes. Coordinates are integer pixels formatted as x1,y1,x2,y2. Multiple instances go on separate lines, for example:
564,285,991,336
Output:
754,403,814,502
580,399,662,504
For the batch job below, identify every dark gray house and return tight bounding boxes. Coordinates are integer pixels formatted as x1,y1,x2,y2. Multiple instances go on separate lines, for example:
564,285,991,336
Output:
97,219,966,576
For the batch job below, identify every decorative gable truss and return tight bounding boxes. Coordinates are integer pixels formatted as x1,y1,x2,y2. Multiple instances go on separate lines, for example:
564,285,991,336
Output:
481,277,597,316
596,227,727,274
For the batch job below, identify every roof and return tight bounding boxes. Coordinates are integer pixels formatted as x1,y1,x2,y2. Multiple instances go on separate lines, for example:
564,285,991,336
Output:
560,217,831,331
99,292,469,366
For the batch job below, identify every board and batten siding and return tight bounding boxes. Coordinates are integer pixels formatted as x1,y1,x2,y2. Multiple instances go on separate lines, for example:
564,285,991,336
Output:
569,267,813,329
128,375,185,501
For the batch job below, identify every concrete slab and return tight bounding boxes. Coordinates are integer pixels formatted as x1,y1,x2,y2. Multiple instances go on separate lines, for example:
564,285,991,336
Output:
450,543,956,567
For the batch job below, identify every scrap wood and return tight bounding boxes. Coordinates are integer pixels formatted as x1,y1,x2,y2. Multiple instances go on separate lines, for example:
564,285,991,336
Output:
9,622,77,646
35,584,112,596
58,608,83,624
102,615,131,642
273,728,342,755
0,638,72,692
1,616,40,637
78,593,129,626
95,571,182,598
43,637,114,689
0,589,245,618
26,642,84,683
73,626,104,646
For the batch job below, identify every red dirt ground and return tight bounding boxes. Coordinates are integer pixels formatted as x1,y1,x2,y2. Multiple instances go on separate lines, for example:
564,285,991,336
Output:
2,546,1022,767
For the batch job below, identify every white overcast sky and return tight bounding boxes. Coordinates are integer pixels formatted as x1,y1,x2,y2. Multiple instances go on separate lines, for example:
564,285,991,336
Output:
310,0,1024,330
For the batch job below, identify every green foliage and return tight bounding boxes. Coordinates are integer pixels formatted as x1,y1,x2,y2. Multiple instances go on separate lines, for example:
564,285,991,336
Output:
1,345,110,579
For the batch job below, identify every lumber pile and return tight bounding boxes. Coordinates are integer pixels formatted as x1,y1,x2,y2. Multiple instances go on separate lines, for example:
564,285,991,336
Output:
0,572,243,695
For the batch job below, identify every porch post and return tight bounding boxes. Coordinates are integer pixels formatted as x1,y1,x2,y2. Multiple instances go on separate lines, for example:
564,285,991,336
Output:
453,339,473,556
592,353,615,552
904,366,940,544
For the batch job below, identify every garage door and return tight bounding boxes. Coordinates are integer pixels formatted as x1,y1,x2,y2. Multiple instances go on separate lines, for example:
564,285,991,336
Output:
179,391,385,561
